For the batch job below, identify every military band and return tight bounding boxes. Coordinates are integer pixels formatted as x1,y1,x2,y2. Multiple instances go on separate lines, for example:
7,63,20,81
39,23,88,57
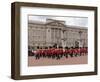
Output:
28,46,88,60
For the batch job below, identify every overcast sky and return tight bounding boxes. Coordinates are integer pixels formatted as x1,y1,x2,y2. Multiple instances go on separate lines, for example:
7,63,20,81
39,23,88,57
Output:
28,15,88,27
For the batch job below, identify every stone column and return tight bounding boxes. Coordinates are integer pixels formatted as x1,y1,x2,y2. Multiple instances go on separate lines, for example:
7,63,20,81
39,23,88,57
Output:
45,27,51,47
79,31,83,47
61,29,65,48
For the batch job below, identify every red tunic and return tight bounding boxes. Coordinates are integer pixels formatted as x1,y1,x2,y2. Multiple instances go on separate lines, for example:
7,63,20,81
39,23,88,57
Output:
65,49,68,54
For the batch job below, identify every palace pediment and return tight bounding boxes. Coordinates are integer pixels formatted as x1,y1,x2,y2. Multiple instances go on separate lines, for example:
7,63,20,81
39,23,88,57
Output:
45,19,66,27
46,22,66,27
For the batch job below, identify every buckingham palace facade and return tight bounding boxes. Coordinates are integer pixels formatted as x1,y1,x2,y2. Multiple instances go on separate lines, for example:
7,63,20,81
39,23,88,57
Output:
28,19,88,49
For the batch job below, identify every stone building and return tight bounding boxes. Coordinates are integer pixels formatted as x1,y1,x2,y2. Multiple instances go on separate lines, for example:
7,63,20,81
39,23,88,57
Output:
28,19,88,49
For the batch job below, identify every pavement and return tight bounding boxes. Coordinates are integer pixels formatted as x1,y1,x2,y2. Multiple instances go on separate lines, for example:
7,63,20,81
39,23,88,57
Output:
28,55,88,66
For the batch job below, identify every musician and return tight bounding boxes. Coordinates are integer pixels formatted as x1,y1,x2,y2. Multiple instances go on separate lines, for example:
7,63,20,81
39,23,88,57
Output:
35,46,40,59
69,47,74,57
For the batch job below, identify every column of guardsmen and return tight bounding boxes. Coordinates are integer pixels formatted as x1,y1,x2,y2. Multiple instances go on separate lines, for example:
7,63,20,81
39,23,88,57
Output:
28,46,88,60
